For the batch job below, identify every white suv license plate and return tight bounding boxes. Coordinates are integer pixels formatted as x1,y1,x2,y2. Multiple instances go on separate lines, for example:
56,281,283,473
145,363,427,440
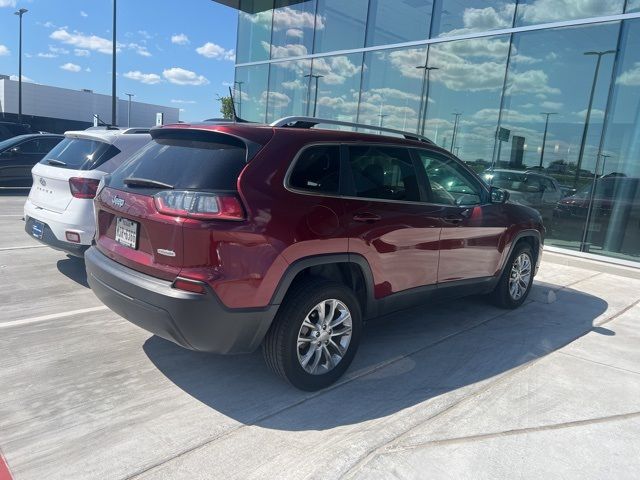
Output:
115,217,138,249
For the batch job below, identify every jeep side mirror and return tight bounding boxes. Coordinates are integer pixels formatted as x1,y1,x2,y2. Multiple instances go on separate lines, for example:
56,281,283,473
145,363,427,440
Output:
490,186,510,204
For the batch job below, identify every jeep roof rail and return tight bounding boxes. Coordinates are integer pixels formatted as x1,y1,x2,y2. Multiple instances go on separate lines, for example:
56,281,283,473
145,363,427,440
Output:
270,116,434,145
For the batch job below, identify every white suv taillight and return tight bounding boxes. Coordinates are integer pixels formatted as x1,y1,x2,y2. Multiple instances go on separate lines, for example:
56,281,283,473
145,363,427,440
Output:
153,190,244,221
69,177,100,199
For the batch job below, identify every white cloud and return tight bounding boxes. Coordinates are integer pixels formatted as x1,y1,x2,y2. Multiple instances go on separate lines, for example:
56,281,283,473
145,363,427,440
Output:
138,30,152,40
196,42,235,61
124,70,162,84
60,62,81,72
42,21,56,28
9,74,34,82
262,91,290,108
38,52,58,58
171,33,190,45
85,67,91,72
617,62,640,87
49,46,70,55
268,42,308,59
80,10,88,17
128,42,151,57
540,101,564,110
0,0,17,7
74,49,90,57
0,45,11,56
508,69,561,95
518,0,621,24
171,99,196,104
222,81,234,87
51,29,113,54
574,108,605,120
162,67,209,86
242,7,324,32
286,28,304,39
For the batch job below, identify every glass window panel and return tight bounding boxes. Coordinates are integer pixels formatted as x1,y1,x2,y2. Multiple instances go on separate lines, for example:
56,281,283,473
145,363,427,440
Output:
270,0,316,59
580,19,640,261
515,0,624,27
235,64,270,122
626,0,640,12
431,0,516,38
422,35,510,170
236,0,273,63
497,22,619,250
266,58,311,122
347,146,420,201
289,145,340,193
365,0,433,47
417,150,482,205
310,53,363,122
313,0,368,54
358,46,428,135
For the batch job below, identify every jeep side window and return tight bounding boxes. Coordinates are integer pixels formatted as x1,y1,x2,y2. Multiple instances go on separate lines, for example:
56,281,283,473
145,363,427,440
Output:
417,150,482,206
289,145,340,194
347,145,420,202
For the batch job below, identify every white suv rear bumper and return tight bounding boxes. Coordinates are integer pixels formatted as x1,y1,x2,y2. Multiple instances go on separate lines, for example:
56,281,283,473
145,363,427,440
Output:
24,197,96,249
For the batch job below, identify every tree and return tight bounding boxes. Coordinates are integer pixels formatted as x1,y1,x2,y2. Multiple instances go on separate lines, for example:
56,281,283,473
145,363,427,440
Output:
217,95,235,120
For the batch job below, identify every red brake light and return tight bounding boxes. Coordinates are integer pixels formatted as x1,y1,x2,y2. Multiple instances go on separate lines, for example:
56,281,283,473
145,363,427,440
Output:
154,191,244,221
69,177,100,199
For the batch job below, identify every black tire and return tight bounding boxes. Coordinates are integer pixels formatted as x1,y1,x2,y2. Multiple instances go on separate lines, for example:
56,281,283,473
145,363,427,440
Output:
490,243,534,309
262,278,362,391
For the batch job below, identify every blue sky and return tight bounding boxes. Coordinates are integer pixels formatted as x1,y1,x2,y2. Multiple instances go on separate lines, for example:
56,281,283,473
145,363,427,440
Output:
0,0,238,121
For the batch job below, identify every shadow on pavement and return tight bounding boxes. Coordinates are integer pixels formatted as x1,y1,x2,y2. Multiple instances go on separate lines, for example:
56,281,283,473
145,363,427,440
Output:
143,283,607,431
57,256,89,288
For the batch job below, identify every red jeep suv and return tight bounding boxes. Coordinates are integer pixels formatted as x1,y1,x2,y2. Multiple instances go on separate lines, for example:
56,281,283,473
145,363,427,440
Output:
85,118,544,391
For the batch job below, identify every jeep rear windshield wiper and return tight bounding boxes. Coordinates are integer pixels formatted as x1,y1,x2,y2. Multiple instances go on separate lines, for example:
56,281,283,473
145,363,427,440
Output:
46,158,66,166
123,177,174,189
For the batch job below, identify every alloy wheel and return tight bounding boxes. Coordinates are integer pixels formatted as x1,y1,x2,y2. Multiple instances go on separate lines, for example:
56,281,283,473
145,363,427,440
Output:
508,252,532,301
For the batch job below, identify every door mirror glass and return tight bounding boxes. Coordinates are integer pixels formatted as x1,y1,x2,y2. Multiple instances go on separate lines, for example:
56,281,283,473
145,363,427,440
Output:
491,186,510,203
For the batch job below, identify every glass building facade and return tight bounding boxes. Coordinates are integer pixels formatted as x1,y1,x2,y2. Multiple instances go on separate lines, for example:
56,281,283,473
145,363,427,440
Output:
230,0,640,265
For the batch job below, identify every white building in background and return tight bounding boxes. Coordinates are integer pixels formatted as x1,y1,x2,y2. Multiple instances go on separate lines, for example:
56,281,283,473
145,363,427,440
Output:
0,75,179,131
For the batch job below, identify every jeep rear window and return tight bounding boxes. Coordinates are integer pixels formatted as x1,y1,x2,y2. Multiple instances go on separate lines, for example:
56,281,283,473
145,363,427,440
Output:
40,138,118,170
289,145,340,194
110,130,247,191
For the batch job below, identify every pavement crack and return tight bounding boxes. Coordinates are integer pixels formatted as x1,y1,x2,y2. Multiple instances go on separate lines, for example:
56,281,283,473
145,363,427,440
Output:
383,411,640,453
557,351,640,376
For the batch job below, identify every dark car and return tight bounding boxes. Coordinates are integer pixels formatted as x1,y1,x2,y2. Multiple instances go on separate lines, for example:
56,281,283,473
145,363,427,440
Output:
0,121,34,141
0,134,64,187
85,117,544,391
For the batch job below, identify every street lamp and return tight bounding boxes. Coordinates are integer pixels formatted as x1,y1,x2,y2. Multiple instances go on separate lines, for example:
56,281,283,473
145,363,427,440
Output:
303,73,324,117
234,81,244,118
125,93,134,127
14,8,28,124
450,112,462,151
111,0,117,126
573,49,616,188
415,61,438,135
538,112,557,168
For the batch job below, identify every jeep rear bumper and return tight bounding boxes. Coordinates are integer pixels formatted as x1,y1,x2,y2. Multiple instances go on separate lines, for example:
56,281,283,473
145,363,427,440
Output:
85,247,277,354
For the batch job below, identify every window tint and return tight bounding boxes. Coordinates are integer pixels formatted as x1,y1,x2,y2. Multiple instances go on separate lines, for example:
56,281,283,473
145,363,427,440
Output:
347,146,420,202
417,151,482,206
39,137,63,153
110,130,247,191
289,145,340,194
17,139,43,154
40,138,112,170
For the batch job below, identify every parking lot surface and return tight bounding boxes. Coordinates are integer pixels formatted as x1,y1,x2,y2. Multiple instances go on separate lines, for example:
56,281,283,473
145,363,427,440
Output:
1,192,639,480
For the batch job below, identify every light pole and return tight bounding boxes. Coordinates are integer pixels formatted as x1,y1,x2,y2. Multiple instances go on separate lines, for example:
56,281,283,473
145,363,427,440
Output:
573,49,616,188
111,0,117,126
450,112,462,151
234,81,244,118
125,93,134,127
14,8,28,124
600,154,611,176
538,112,557,168
378,114,387,128
415,61,438,135
303,73,323,117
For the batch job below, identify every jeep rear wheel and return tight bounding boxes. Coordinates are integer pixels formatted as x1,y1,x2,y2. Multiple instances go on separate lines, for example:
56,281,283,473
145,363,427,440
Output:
263,279,362,391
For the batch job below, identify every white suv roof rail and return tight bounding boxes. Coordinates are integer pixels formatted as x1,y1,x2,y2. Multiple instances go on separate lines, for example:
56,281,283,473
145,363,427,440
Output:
270,116,434,145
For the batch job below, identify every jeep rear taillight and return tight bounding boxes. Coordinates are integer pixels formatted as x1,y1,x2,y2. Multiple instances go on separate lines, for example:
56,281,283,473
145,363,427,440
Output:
153,190,244,221
69,177,100,199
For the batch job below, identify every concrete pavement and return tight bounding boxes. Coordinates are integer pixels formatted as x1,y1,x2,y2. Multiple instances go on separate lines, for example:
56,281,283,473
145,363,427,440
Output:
0,193,638,480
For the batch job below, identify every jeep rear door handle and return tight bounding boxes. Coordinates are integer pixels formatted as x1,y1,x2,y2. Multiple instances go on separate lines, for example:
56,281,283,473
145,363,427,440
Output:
353,212,381,223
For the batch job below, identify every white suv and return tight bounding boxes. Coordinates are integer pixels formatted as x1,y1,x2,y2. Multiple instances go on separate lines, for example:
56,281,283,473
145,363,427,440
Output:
24,127,150,256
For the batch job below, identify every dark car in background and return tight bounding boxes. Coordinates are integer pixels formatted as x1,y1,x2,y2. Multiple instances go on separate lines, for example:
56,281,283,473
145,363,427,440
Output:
0,121,34,141
0,134,64,187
